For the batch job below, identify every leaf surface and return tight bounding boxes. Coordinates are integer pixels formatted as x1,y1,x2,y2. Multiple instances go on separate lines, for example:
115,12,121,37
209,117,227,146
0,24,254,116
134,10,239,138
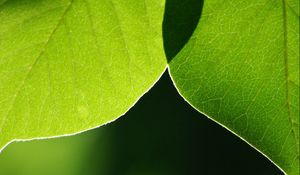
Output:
169,0,299,174
0,0,167,150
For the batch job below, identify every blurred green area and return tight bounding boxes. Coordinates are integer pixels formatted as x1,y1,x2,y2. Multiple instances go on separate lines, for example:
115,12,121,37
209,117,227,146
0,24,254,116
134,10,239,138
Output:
0,73,283,175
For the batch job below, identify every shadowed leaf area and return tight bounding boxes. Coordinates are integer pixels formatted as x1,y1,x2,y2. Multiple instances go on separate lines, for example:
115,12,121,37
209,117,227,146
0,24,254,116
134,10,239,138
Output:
163,0,203,60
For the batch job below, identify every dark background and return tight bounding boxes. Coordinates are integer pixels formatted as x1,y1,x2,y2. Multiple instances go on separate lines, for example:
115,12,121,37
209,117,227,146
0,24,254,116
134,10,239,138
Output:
83,72,284,175
0,72,283,175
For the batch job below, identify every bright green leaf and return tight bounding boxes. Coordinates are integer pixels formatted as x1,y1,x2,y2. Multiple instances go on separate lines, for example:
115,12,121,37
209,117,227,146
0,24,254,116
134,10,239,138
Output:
0,0,167,150
169,0,299,174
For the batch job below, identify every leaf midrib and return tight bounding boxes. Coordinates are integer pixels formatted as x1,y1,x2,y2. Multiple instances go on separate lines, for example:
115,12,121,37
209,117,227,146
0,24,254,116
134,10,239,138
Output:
282,0,299,156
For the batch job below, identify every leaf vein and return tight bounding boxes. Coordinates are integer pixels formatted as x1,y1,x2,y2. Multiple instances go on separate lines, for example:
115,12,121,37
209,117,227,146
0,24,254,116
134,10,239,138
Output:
0,0,74,133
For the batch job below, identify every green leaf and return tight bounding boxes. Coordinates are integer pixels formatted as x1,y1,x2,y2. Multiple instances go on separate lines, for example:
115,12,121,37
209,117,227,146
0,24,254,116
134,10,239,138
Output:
0,0,167,150
169,0,299,174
